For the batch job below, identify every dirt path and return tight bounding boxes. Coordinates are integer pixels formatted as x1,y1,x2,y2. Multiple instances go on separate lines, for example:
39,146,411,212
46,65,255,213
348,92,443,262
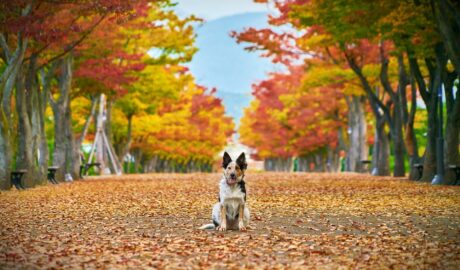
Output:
1,173,459,269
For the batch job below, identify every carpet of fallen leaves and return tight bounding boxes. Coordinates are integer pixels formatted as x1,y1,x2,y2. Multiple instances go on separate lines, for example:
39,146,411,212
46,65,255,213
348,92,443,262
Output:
1,172,460,269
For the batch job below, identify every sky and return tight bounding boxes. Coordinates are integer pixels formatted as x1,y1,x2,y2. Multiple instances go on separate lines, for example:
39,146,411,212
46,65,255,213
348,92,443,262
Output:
175,0,270,20
174,0,278,127
173,0,274,156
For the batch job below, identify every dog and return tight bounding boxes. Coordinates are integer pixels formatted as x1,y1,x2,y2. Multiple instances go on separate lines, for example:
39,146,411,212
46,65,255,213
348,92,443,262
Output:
200,152,250,231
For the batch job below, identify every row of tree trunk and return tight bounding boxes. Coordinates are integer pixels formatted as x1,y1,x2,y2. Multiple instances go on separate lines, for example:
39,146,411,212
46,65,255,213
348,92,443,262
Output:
264,146,342,173
264,42,459,182
0,3,127,190
0,36,81,189
339,22,459,184
131,154,213,173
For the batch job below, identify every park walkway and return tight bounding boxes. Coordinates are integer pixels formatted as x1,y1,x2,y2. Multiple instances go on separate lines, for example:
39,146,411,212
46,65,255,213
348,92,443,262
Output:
1,173,459,269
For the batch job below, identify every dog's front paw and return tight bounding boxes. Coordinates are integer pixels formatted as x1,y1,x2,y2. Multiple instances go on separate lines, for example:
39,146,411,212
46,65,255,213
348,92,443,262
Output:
238,221,247,231
216,225,227,231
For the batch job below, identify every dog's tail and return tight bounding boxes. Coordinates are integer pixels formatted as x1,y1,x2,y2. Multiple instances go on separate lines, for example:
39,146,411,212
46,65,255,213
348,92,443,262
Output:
199,223,216,230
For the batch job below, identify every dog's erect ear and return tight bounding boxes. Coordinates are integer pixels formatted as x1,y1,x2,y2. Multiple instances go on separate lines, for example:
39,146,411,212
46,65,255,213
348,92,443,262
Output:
222,152,232,168
236,152,247,170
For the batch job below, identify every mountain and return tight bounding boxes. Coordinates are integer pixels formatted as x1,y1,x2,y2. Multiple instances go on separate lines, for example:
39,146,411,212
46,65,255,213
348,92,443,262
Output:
188,12,277,126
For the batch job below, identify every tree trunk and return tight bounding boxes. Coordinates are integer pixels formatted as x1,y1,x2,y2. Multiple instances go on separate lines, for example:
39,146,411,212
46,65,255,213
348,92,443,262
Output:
444,70,460,184
392,55,409,177
379,50,407,177
345,95,368,172
376,117,391,176
422,97,438,182
303,156,310,172
0,110,12,189
104,98,114,169
51,95,67,182
421,45,447,182
27,54,49,185
274,158,280,171
327,146,340,172
15,63,40,188
273,157,292,172
50,55,80,181
137,150,144,173
371,113,391,176
392,99,406,177
445,110,459,184
66,100,80,179
38,62,58,183
37,93,49,184
264,158,272,171
0,34,28,189
315,152,325,172
406,74,421,180
297,156,306,172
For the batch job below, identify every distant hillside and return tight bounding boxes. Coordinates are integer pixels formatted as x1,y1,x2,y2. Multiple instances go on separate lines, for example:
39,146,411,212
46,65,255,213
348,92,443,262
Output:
188,12,277,126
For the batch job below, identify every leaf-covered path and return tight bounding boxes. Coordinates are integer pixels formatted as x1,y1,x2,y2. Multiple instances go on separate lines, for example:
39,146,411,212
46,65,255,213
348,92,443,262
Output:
1,173,459,269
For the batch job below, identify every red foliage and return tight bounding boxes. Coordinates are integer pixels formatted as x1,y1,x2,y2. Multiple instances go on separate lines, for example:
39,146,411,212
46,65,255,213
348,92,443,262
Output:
241,63,345,158
231,27,299,64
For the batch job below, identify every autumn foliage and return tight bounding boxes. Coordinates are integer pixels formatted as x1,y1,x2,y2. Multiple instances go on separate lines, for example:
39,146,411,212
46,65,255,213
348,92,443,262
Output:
0,0,233,188
233,0,460,182
126,85,234,171
240,64,344,160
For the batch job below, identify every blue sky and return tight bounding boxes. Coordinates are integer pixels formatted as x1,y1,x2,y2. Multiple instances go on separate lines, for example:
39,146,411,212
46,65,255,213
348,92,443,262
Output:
175,0,270,20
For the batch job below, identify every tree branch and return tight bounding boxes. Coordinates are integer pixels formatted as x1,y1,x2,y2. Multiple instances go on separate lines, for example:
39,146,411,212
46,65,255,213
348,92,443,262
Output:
24,15,83,63
324,46,340,65
0,34,11,63
397,54,409,124
379,42,396,101
343,50,392,127
38,13,108,69
407,52,430,104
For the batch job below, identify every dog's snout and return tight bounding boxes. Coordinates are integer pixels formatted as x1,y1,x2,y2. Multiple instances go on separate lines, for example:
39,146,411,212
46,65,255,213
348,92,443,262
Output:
230,173,236,178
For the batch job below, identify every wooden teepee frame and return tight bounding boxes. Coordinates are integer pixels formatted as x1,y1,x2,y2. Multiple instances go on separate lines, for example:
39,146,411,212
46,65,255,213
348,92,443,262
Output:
86,94,122,175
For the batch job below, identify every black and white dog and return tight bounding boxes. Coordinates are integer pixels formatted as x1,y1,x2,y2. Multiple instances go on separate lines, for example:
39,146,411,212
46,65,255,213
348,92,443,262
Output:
200,152,250,231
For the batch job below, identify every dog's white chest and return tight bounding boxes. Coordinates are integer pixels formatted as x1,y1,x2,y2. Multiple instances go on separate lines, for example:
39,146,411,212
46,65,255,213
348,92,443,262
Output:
220,182,245,202
219,179,245,218
222,189,245,205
